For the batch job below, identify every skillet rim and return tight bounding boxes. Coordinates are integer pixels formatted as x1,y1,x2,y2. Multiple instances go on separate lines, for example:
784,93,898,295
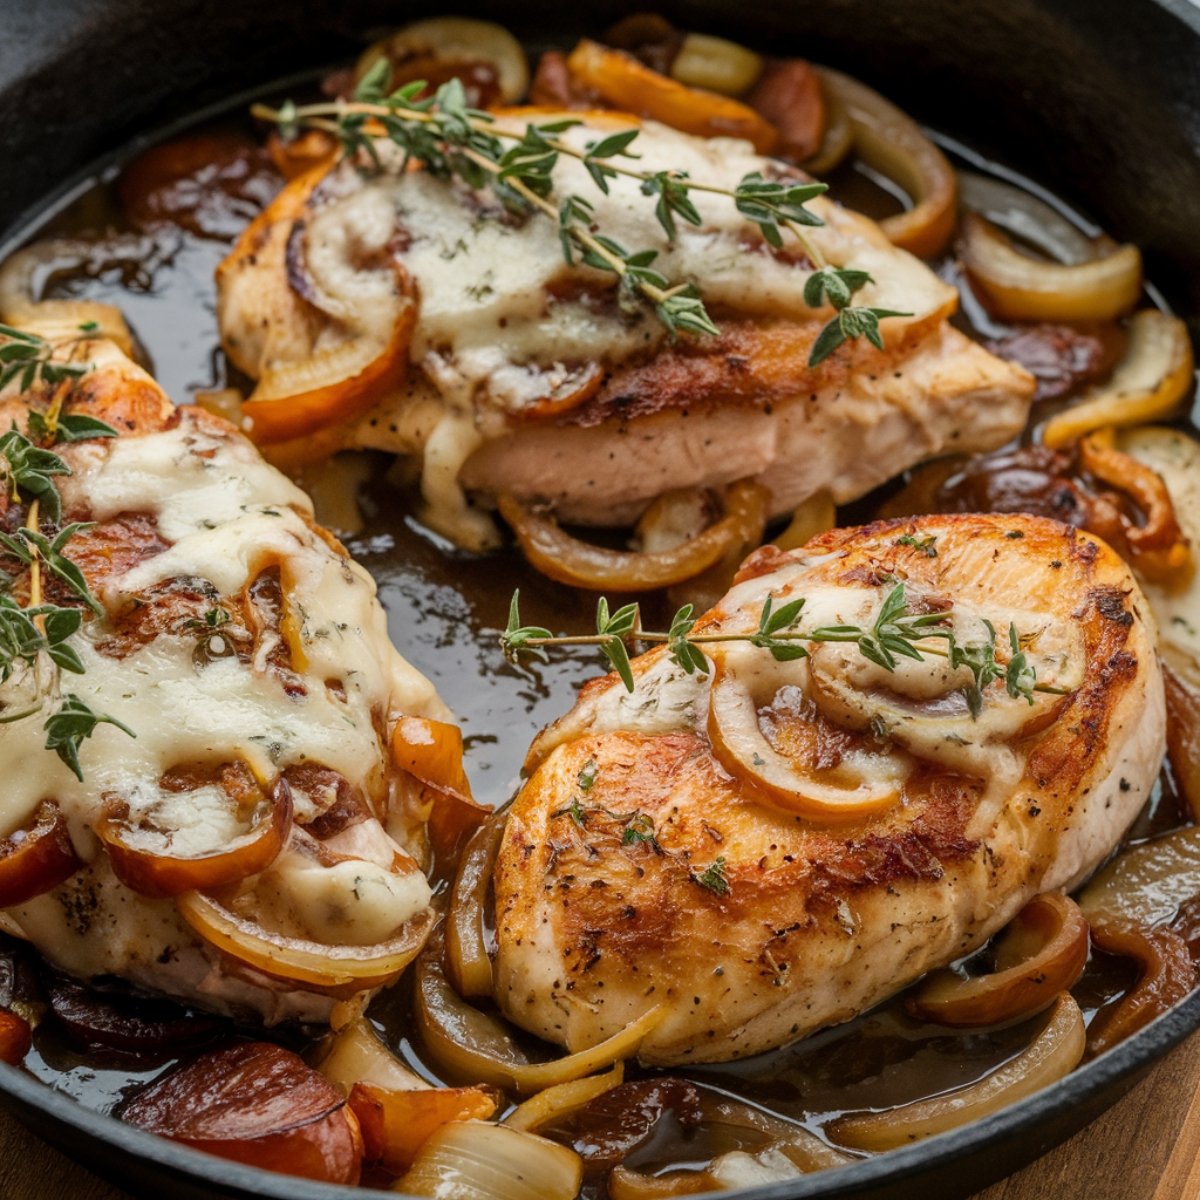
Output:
2,0,1200,1196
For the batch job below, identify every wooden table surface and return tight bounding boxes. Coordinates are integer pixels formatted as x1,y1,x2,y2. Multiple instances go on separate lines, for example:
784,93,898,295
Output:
3,1033,1199,1200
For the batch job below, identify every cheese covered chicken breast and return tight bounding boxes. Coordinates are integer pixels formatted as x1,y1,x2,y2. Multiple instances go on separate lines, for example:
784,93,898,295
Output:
216,116,1034,548
0,321,462,1024
493,514,1164,1063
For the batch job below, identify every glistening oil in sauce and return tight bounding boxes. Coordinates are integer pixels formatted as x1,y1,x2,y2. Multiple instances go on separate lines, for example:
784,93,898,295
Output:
0,73,1188,1188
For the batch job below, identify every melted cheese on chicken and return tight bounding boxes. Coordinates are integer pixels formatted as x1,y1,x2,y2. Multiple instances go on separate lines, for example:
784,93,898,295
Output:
0,332,447,1022
492,514,1164,1063
217,117,1034,545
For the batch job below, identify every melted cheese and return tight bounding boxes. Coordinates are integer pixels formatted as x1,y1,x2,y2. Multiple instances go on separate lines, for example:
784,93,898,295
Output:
304,117,955,544
0,410,445,856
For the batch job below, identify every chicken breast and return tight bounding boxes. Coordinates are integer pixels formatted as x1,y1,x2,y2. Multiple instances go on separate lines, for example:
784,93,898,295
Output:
217,116,1034,545
0,322,454,1023
492,514,1164,1064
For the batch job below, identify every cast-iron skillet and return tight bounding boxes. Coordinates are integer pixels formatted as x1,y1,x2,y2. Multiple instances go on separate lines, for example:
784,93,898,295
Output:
2,1,1200,1197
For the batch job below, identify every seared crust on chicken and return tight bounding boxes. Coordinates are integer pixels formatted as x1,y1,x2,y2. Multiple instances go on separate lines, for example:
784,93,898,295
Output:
492,514,1164,1063
0,325,451,1023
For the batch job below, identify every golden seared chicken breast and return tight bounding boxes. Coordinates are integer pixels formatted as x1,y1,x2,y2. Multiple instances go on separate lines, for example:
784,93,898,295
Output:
0,320,466,1024
492,514,1164,1063
216,116,1034,548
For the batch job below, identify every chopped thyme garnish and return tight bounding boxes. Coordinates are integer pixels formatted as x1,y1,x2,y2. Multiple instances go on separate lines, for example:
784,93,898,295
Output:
896,533,938,557
693,856,730,896
253,70,910,361
621,811,660,849
576,758,598,791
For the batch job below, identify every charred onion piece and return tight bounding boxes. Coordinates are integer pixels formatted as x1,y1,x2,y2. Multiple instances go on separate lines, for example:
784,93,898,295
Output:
1087,921,1196,1058
1076,430,1190,582
446,814,504,999
1042,311,1194,447
0,802,82,908
565,39,779,153
829,993,1085,1150
908,893,1088,1027
0,1008,31,1066
96,770,292,899
416,932,663,1094
498,480,770,591
398,1120,583,1200
122,1042,362,1184
176,891,433,998
707,645,905,822
349,1081,497,1173
962,213,1142,324
818,67,956,258
46,972,224,1055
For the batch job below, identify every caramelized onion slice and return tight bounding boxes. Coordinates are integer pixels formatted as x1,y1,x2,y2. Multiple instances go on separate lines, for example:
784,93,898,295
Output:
829,993,1085,1151
770,490,835,553
446,814,504,999
707,645,905,822
802,76,854,178
177,891,433,998
122,1042,362,1184
1041,311,1194,447
908,893,1089,1027
962,212,1142,324
96,771,292,900
0,1008,31,1066
398,1120,583,1200
350,1082,497,1173
505,1062,625,1133
241,275,416,445
416,935,663,1094
1087,921,1195,1058
314,1017,428,1095
565,39,778,154
1076,430,1190,582
0,801,82,908
609,1167,716,1199
1077,825,1200,929
1164,654,1200,825
817,67,956,258
498,481,770,591
670,33,764,97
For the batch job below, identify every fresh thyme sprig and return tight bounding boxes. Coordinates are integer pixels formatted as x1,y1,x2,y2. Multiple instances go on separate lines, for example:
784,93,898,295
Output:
253,67,911,360
502,583,1066,717
0,331,133,778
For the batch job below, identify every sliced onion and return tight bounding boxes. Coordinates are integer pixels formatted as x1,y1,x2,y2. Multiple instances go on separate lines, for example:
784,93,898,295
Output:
0,1009,31,1066
609,1167,715,1198
0,801,82,908
770,490,835,552
707,644,905,822
498,480,770,591
817,67,956,258
802,76,854,177
828,993,1085,1151
504,1062,625,1132
177,890,433,998
241,273,416,446
1164,654,1200,824
957,171,1097,266
1086,921,1195,1057
314,1017,428,1094
670,33,764,97
350,1082,497,1172
1078,826,1200,928
96,771,292,900
446,815,504,999
416,933,664,1094
908,893,1089,1027
1076,430,1190,582
357,18,530,106
565,39,778,154
397,1120,583,1200
701,1097,854,1171
1041,311,1194,448
962,212,1142,324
